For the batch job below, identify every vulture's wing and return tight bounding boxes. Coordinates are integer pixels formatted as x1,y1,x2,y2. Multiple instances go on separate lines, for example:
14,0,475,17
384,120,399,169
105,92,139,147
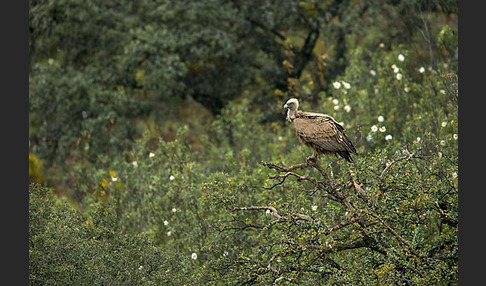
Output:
293,112,356,154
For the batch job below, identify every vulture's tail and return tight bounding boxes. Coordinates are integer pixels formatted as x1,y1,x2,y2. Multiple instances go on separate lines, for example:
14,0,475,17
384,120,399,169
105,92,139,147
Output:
338,151,354,163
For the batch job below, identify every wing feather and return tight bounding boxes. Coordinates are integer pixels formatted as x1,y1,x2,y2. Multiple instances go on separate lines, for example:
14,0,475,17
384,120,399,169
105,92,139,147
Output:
293,112,356,154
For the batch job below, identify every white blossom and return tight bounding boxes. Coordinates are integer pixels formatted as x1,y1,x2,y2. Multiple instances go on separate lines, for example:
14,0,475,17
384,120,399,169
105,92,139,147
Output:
366,134,373,142
332,98,339,105
371,125,378,132
379,43,385,48
396,73,402,80
452,172,458,179
333,82,341,89
370,70,376,76
398,54,405,62
440,89,446,94
172,208,177,213
378,116,385,122
393,66,400,74
334,105,340,110
312,205,318,211
440,140,446,146
167,231,171,236
385,134,393,141
132,161,138,167
404,86,410,93
164,220,169,226
266,209,272,215
138,265,143,270
169,175,175,181
149,152,155,158
342,81,351,89
416,137,421,143
419,67,425,73
379,126,386,132
191,253,198,260
453,134,458,140
344,105,351,112
441,122,447,127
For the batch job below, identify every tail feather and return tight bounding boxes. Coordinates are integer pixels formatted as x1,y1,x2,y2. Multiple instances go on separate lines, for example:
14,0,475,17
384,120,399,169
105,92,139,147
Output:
338,151,354,163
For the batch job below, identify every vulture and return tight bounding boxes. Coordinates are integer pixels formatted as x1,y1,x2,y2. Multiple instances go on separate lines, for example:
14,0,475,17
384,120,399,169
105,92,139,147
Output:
283,98,357,163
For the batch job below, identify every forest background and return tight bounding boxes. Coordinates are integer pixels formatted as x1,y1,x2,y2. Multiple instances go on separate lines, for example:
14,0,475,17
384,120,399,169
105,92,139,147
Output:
29,0,458,284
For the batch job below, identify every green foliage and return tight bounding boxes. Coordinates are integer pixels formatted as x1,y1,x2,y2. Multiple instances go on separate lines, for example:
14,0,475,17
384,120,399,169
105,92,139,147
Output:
29,183,196,285
29,0,457,284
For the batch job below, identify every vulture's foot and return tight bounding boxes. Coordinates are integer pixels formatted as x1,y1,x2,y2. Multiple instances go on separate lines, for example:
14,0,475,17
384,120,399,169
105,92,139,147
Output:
306,154,317,163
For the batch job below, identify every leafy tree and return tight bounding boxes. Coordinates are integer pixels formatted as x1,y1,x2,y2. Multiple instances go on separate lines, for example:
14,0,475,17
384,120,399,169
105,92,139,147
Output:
29,183,197,285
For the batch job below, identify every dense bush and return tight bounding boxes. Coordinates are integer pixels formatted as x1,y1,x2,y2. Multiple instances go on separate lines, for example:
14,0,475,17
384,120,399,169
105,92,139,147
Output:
29,183,197,285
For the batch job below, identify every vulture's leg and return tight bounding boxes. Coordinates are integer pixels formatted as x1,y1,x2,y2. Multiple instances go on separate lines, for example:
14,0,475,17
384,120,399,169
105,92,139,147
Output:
306,151,318,163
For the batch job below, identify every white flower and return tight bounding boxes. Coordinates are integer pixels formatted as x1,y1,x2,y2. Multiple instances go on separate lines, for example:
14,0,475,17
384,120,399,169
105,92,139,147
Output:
452,172,458,179
342,81,351,89
378,116,385,122
440,89,446,94
332,99,339,105
398,54,405,62
396,73,402,80
312,205,318,211
441,122,447,127
453,134,458,140
48,58,54,65
344,105,351,112
404,86,410,93
164,220,169,226
191,253,198,260
332,82,341,89
138,265,143,270
132,161,138,167
371,125,378,132
149,152,155,158
334,105,340,110
440,140,446,146
223,250,229,257
391,64,397,69
379,43,385,48
393,67,400,74
416,137,421,143
169,175,175,181
167,231,171,236
370,70,376,76
366,134,373,142
379,126,386,132
111,176,118,182
265,209,271,215
385,134,393,141
419,67,425,74
172,208,177,213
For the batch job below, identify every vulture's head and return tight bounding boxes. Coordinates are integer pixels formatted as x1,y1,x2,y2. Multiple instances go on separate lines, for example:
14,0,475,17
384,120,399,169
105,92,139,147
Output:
283,98,299,111
284,98,299,122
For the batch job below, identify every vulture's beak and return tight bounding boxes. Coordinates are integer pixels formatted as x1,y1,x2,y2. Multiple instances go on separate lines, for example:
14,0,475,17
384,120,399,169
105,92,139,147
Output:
283,104,288,109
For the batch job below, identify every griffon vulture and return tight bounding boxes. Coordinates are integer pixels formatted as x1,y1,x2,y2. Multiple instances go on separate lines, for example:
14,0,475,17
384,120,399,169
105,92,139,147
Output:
283,98,357,163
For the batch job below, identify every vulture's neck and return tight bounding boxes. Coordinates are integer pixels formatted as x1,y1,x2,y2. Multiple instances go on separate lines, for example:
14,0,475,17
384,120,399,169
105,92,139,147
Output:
287,109,298,122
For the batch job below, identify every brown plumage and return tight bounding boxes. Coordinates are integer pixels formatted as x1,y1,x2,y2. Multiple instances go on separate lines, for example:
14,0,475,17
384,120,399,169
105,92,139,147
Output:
283,98,357,163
